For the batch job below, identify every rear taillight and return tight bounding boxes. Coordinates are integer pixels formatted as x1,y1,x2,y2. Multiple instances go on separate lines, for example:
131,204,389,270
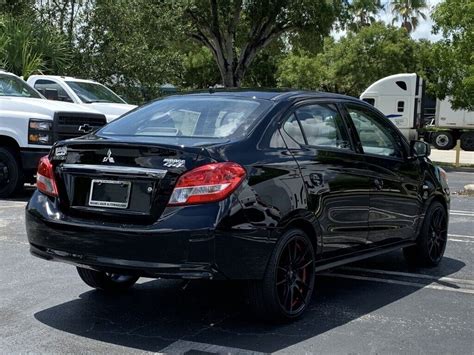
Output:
36,156,58,197
168,162,246,206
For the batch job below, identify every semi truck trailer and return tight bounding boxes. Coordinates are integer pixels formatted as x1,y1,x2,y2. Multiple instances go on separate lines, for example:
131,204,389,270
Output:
360,73,474,151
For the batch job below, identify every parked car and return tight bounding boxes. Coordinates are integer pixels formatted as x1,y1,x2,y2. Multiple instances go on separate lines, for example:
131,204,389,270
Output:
27,75,136,122
0,70,107,198
26,90,450,320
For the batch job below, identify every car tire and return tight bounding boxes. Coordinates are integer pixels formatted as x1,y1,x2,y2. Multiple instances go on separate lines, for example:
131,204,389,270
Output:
403,201,448,267
77,267,139,292
0,147,23,198
248,228,315,321
460,132,474,151
431,132,455,150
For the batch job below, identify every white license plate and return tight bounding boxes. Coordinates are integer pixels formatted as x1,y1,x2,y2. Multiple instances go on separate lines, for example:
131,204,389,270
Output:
88,179,131,209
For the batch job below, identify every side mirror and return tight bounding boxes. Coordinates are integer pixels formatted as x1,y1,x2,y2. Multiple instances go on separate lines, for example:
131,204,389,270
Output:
410,140,431,158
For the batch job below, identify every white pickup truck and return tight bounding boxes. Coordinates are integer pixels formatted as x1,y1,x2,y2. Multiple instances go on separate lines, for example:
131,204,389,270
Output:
0,71,108,197
27,75,136,122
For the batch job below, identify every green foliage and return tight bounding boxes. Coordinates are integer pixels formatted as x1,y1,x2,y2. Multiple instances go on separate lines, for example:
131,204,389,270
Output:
431,0,474,110
181,46,221,89
347,0,384,32
391,0,428,33
70,0,186,104
277,23,420,96
183,0,345,86
0,15,71,78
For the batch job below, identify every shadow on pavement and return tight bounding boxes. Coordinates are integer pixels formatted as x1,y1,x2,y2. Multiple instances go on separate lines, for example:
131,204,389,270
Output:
33,252,466,353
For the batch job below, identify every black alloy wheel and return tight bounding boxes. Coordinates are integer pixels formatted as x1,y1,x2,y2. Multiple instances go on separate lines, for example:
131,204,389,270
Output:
276,236,315,316
403,201,448,267
249,228,315,321
426,205,448,264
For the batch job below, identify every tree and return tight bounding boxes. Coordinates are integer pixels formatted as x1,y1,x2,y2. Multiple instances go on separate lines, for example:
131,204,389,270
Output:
183,0,344,87
36,0,92,46
430,0,473,110
71,0,185,103
391,0,428,33
277,23,420,96
0,15,71,77
348,0,384,32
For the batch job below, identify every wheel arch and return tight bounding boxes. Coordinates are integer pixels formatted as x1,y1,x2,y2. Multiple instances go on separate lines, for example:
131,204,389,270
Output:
0,135,22,163
277,209,323,256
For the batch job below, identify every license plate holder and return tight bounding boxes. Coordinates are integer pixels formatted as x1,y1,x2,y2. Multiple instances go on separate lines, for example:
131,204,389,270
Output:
89,179,131,209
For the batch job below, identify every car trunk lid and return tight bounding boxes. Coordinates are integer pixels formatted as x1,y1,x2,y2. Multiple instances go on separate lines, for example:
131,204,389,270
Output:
52,139,214,224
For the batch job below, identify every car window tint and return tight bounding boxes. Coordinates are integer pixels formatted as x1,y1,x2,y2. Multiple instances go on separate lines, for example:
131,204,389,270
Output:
347,105,402,158
101,97,270,139
282,113,305,145
295,104,350,149
34,80,73,102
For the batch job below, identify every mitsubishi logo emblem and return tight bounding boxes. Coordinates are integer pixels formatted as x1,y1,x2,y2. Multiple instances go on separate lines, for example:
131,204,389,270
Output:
102,149,115,163
78,124,93,133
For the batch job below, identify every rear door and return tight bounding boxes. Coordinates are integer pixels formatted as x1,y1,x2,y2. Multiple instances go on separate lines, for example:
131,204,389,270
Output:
342,103,423,245
280,101,371,258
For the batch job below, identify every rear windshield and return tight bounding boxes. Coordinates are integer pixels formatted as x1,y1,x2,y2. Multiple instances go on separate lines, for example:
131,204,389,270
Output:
99,96,270,139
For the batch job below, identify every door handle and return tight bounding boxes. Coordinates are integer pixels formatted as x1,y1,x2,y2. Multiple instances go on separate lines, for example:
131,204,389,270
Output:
374,178,384,190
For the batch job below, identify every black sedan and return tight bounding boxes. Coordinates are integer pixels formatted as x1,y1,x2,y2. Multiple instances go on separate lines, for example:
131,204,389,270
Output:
26,90,450,320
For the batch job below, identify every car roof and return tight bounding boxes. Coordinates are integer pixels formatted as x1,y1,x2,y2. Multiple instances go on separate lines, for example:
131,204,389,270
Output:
29,75,97,84
173,89,361,103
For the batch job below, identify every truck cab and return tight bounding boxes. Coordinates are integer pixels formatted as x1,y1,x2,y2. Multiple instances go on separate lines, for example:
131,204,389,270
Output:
360,73,422,142
361,73,474,151
0,71,107,197
27,75,136,122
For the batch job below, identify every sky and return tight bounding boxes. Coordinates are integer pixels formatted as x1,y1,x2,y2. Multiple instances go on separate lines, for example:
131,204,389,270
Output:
333,0,444,41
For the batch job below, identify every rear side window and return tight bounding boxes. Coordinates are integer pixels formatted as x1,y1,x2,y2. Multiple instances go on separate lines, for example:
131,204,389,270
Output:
295,104,351,149
282,114,305,145
101,97,271,139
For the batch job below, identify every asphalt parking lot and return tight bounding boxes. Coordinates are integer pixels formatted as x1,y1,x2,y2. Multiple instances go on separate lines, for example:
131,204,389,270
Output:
1,171,473,354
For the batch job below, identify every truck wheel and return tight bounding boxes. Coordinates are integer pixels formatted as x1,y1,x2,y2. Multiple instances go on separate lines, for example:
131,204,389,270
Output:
0,147,23,198
403,201,447,267
460,132,474,151
432,132,455,150
77,267,139,292
248,228,315,321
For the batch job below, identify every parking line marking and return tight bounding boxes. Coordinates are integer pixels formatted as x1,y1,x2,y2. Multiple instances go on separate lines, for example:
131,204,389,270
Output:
450,212,474,217
450,238,474,243
321,273,474,295
449,234,474,239
341,267,474,286
159,340,265,355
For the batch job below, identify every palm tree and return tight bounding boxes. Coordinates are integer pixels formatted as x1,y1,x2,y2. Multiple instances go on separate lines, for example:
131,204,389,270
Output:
391,0,428,33
349,0,384,32
0,15,71,78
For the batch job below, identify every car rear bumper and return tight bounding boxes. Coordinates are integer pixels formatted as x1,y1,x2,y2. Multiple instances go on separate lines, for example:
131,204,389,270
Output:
29,243,218,279
26,191,275,280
